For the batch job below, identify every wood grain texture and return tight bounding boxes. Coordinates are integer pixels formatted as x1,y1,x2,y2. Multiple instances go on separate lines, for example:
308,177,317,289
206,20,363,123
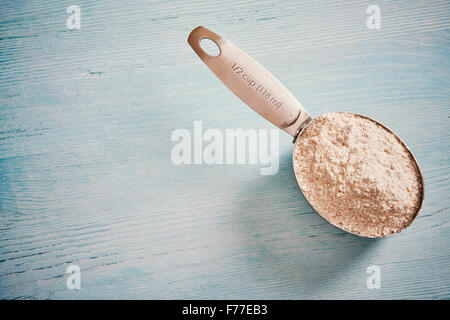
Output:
0,0,449,299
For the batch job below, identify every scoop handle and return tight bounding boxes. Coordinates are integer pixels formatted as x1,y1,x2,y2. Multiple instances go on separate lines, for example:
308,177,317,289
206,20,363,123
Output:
188,26,311,137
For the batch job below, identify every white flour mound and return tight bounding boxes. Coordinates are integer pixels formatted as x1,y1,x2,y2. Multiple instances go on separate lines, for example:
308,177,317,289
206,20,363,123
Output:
293,112,422,237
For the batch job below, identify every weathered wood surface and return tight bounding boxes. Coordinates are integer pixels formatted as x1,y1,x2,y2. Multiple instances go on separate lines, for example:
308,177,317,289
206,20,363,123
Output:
0,0,449,299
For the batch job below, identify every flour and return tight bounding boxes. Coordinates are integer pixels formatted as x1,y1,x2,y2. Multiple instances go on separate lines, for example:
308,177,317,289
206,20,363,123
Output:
293,112,422,237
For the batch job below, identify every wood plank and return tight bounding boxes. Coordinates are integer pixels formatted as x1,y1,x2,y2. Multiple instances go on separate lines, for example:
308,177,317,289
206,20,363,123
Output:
0,0,449,299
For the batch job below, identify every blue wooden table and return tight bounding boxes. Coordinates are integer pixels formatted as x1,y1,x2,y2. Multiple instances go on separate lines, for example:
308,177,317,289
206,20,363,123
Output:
0,0,449,299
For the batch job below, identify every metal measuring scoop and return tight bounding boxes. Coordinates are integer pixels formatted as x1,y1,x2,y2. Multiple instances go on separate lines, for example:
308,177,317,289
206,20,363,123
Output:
188,26,424,237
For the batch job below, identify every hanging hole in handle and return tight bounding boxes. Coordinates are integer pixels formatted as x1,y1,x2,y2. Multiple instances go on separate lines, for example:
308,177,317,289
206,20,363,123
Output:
200,38,221,57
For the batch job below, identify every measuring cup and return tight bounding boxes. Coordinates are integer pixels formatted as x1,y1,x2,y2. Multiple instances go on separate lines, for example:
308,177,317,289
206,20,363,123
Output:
187,26,424,237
